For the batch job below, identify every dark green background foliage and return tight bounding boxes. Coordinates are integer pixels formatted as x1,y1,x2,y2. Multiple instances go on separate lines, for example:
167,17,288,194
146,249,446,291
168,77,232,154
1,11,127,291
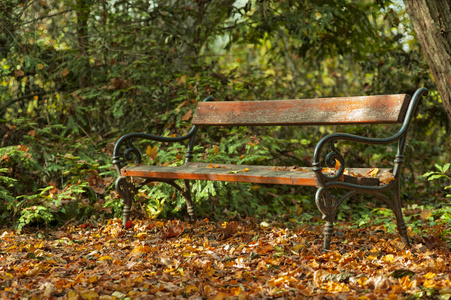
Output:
0,0,449,230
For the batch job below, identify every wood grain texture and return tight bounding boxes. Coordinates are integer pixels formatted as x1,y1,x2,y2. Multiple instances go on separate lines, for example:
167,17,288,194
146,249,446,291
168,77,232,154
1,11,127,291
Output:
192,94,411,126
122,163,388,186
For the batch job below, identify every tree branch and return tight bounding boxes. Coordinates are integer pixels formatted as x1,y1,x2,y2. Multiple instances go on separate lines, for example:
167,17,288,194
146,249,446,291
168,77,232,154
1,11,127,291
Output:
21,9,75,26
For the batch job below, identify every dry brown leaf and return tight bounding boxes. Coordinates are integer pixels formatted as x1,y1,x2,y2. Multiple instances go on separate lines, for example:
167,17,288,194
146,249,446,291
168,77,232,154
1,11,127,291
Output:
379,170,395,184
218,221,238,240
181,109,193,121
162,221,185,239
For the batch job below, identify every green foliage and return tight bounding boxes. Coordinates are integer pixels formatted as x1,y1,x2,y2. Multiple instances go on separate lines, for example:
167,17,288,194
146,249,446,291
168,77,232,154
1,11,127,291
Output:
15,181,93,232
423,163,451,198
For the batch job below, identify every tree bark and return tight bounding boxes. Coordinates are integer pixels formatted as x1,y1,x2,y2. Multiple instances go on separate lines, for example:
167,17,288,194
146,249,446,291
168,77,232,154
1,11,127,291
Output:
404,0,451,124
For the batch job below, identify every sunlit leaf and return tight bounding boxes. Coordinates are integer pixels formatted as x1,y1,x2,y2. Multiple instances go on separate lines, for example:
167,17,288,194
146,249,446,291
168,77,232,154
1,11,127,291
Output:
146,146,158,160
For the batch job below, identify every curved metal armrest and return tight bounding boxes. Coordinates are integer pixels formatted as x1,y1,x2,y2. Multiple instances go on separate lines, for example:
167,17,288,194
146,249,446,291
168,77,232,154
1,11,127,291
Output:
112,126,198,170
112,96,215,170
312,88,428,181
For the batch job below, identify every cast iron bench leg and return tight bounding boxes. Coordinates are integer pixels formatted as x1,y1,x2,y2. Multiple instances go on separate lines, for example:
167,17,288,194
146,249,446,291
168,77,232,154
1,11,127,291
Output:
392,180,411,246
183,180,196,219
115,176,134,227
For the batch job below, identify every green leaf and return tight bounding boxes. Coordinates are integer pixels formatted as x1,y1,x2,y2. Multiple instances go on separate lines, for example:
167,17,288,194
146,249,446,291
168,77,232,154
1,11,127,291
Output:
427,174,445,181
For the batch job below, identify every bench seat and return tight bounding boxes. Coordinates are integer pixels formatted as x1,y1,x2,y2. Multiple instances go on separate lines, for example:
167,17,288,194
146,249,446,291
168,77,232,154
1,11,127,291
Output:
122,163,389,187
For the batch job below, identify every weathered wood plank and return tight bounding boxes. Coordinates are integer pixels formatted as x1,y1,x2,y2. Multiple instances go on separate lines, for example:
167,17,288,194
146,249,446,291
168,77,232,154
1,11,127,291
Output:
122,163,389,186
192,94,411,126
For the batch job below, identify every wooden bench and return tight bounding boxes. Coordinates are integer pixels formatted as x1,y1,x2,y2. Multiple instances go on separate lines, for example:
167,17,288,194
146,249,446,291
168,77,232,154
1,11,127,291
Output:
113,88,428,250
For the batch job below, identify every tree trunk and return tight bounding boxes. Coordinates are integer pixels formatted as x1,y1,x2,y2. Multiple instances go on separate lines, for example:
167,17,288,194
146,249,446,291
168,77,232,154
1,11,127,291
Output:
403,0,451,124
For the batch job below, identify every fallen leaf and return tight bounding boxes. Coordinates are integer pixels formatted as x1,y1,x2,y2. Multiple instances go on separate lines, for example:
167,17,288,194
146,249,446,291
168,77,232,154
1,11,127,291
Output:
78,289,99,300
420,209,432,220
146,146,158,160
181,109,193,121
364,168,379,177
219,221,238,240
162,221,185,239
125,220,134,229
379,170,395,184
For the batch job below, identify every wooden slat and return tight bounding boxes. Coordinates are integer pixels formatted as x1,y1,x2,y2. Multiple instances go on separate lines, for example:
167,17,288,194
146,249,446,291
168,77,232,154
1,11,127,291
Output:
192,94,411,126
122,163,389,186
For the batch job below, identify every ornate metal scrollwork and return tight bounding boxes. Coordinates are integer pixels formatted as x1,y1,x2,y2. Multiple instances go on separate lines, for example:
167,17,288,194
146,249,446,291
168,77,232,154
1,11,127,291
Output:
324,140,346,181
123,139,141,164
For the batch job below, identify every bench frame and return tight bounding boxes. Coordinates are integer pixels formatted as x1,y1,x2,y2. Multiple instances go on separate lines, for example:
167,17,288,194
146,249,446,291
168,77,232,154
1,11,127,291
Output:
113,88,428,250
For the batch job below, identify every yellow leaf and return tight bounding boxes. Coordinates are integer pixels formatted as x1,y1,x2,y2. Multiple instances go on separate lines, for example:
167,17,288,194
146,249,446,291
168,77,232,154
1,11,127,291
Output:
78,289,99,300
62,69,69,77
424,272,437,279
366,168,379,177
88,275,99,283
423,279,436,289
213,145,219,153
98,256,112,260
399,276,417,290
135,232,148,239
356,276,367,287
37,63,44,69
66,290,80,300
130,245,150,256
146,146,158,160
382,254,394,262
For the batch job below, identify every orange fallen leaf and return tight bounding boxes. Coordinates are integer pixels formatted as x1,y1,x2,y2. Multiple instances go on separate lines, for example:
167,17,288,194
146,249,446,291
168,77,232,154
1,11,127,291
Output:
181,109,193,121
146,145,158,160
379,170,395,184
61,69,69,77
213,145,220,153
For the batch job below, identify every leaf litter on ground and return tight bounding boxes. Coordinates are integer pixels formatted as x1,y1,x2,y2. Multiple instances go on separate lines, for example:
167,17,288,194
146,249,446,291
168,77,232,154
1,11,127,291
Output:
0,217,450,299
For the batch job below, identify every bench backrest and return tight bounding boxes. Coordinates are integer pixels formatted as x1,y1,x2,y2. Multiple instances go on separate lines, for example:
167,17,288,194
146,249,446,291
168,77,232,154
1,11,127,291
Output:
192,94,411,126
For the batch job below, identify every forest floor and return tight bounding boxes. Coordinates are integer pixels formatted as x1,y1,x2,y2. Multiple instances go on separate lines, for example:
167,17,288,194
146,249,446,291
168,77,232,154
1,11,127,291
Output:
1,216,450,299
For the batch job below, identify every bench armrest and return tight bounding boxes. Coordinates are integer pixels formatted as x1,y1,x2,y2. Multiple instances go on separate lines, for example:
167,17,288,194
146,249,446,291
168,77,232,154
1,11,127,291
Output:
112,96,214,172
112,126,198,171
312,87,428,183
